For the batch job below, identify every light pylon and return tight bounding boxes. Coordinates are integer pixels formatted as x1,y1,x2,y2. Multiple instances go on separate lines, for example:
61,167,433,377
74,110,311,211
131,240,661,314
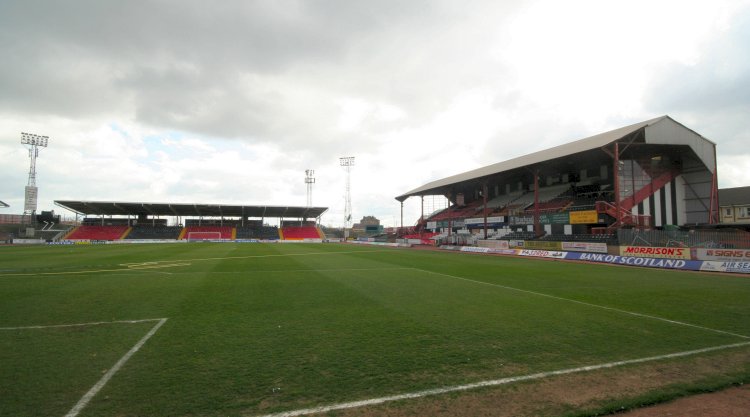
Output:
339,157,354,230
305,169,315,208
21,132,49,220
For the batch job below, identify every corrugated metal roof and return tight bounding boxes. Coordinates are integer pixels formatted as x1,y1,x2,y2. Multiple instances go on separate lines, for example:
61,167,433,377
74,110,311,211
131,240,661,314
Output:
396,115,715,201
54,200,328,219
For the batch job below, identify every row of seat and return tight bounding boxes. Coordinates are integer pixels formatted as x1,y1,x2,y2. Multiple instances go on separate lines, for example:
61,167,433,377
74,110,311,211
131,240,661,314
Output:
63,225,327,241
280,226,323,240
432,183,611,221
65,225,130,240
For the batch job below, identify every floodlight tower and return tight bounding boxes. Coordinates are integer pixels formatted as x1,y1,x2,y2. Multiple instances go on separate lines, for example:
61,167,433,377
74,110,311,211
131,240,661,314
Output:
339,156,354,230
21,132,49,220
305,169,315,207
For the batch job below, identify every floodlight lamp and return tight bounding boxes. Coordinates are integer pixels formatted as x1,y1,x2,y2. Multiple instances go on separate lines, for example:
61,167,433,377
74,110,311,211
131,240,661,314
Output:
339,156,355,166
21,132,49,147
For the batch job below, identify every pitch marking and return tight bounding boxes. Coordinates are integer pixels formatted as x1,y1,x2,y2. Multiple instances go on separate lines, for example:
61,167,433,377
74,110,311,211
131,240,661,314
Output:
0,318,164,331
255,341,750,417
124,262,192,270
151,249,389,265
0,249,387,277
416,268,750,340
64,318,168,417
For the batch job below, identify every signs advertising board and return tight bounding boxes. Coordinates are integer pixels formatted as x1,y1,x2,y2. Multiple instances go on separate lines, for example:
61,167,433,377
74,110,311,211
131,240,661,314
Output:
478,240,510,249
510,215,534,225
571,252,703,270
426,221,437,229
523,240,563,250
540,212,569,224
699,261,750,274
518,249,567,259
24,186,38,212
561,241,608,253
569,210,598,224
460,246,492,253
465,216,506,225
694,248,750,262
619,246,691,260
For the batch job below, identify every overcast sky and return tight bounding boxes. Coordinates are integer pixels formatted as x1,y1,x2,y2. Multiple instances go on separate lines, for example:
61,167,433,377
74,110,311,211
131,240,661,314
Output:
1,0,748,227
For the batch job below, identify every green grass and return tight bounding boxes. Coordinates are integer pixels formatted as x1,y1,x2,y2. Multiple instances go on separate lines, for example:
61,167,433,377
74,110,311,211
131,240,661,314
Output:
1,243,749,416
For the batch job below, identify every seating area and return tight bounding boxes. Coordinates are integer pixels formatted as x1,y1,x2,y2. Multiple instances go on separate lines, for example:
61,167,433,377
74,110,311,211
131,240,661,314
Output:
490,203,524,216
181,226,233,240
65,225,130,241
497,231,538,241
281,226,322,240
500,183,568,211
235,226,279,240
429,200,484,221
126,225,182,240
402,232,440,240
81,217,131,226
523,198,572,214
539,233,617,243
485,192,524,211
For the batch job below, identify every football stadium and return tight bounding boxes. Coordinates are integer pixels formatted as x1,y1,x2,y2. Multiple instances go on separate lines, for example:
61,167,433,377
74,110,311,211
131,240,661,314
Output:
2,116,749,417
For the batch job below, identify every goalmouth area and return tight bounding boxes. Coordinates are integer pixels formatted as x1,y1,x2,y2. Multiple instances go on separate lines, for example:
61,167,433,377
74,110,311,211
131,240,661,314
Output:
1,242,748,417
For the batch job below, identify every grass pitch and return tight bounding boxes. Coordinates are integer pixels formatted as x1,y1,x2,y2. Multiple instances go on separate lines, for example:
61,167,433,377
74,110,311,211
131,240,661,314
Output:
1,243,749,417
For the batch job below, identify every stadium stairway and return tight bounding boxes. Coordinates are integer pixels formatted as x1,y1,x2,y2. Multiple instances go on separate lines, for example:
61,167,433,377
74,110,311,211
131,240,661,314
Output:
620,169,679,211
119,227,132,240
62,226,79,240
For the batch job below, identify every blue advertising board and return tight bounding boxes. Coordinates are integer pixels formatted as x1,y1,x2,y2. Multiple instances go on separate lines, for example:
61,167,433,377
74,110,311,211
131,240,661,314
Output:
568,252,704,271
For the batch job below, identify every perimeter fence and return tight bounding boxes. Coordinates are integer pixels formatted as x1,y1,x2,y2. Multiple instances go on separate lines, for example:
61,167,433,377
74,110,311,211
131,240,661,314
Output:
618,228,750,249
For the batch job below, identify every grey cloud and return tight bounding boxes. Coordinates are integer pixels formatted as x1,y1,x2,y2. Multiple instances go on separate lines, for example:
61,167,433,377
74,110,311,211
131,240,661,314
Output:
0,0,516,153
644,7,750,156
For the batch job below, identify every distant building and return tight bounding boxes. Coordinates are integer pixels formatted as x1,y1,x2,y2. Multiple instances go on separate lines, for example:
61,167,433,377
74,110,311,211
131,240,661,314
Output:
352,216,383,234
719,186,750,224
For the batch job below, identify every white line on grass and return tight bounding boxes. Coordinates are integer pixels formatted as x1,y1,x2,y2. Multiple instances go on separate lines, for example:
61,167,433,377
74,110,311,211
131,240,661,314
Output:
183,267,414,275
0,267,150,277
125,262,191,270
0,318,165,331
416,268,750,340
256,341,750,417
0,249,389,277
64,318,168,417
152,249,389,265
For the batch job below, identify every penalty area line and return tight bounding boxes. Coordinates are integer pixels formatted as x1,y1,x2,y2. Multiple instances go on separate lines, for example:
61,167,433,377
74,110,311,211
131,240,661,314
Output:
256,341,750,417
64,318,168,417
0,318,165,331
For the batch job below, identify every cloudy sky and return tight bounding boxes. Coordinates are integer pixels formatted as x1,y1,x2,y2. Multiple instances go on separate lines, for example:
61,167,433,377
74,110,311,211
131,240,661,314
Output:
1,0,748,227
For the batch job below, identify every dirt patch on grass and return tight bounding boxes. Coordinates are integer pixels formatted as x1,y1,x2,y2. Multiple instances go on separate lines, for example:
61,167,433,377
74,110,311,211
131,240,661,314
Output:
323,347,750,417
616,384,750,417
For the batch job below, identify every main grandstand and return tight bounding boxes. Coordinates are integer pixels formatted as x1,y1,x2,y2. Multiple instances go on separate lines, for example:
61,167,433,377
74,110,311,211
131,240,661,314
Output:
395,115,732,246
50,201,328,241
